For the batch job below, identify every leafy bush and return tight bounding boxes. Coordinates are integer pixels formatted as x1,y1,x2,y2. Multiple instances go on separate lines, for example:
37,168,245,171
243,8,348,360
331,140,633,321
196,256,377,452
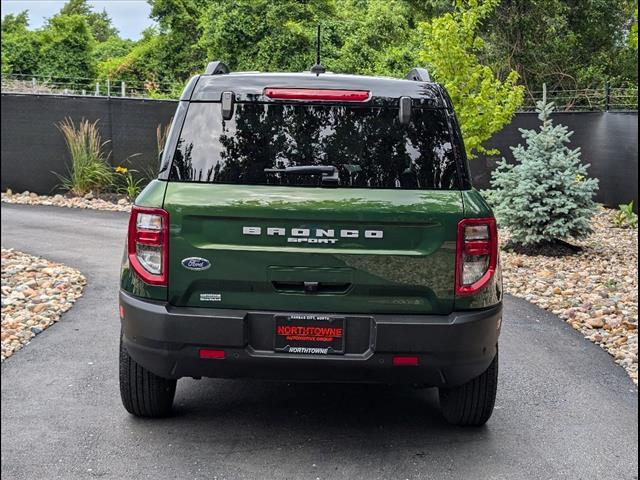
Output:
612,201,638,228
1,12,42,75
55,117,113,195
488,85,599,246
417,0,524,158
38,14,95,82
630,7,638,50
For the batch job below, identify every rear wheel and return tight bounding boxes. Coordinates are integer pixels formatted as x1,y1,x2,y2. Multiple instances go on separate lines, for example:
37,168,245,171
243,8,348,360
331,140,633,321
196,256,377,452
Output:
438,349,498,426
119,334,176,417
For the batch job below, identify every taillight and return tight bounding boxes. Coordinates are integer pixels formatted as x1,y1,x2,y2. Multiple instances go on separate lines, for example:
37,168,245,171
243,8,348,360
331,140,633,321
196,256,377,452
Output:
455,218,498,296
127,206,169,285
264,88,370,102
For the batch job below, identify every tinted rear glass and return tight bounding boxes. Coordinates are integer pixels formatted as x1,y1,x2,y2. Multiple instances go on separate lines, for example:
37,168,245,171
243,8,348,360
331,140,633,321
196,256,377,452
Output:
169,103,459,189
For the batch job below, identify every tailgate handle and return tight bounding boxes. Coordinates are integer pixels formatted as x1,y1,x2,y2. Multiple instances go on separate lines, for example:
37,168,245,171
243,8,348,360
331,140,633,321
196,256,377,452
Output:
303,281,319,293
272,281,351,294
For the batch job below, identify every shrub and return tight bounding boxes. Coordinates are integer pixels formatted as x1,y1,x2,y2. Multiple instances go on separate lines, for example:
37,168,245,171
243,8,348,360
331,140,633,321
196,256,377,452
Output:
55,117,114,195
488,85,599,246
612,201,638,228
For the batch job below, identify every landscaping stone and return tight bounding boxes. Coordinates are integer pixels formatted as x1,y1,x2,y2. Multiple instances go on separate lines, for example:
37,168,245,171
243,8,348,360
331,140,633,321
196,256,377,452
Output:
501,207,638,384
1,248,86,361
1,190,131,212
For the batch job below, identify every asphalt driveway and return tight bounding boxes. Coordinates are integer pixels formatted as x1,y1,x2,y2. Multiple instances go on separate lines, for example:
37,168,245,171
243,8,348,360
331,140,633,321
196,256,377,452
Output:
1,203,638,480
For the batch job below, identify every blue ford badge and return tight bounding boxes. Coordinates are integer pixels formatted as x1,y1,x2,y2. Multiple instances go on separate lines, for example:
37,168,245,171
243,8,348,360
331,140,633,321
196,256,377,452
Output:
181,257,211,271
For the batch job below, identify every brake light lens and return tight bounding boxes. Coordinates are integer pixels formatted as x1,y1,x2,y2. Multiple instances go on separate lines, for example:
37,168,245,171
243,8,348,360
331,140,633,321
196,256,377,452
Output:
264,88,370,102
127,206,169,285
455,218,498,296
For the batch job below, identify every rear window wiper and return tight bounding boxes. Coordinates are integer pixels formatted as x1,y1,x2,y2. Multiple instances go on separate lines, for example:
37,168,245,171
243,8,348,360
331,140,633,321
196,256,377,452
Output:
264,165,339,185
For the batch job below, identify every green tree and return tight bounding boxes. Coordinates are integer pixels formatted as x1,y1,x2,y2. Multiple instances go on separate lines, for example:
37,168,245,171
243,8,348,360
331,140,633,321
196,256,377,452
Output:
200,0,336,73
92,36,135,64
38,14,95,80
330,0,422,77
149,0,209,79
1,11,29,34
60,0,118,41
417,0,524,158
631,7,638,50
488,86,599,246
102,0,209,93
96,28,173,94
483,0,638,95
1,11,41,74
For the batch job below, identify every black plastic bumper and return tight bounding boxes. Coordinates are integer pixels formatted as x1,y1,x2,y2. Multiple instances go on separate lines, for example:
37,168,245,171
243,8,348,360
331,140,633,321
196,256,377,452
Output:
120,291,502,387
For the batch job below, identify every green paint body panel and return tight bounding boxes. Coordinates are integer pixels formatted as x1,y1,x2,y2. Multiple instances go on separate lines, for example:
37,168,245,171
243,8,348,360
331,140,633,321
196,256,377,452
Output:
162,183,466,314
119,182,503,313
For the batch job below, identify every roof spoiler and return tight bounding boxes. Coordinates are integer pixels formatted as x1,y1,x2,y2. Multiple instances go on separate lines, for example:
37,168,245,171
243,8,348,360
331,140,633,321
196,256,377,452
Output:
204,61,230,75
406,67,431,82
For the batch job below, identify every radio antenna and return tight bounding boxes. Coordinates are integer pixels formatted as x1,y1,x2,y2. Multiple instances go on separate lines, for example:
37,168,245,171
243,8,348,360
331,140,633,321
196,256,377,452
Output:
310,24,326,76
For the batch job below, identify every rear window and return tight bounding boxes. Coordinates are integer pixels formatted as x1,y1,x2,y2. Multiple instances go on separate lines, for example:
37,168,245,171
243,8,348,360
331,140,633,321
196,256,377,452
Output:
168,102,459,189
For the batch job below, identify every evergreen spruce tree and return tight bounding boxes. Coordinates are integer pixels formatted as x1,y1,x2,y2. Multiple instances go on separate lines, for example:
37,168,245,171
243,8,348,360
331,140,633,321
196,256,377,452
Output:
489,85,599,246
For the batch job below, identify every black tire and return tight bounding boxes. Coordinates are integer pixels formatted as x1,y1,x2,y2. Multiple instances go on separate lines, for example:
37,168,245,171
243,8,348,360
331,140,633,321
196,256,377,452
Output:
438,349,498,427
119,335,176,418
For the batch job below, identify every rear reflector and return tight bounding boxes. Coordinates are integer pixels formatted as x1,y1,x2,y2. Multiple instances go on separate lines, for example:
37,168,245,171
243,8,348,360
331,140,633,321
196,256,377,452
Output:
392,355,419,366
264,88,370,102
199,349,225,360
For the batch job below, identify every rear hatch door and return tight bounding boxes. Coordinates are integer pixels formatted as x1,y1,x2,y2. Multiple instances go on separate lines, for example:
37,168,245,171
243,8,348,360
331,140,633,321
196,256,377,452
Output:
163,97,463,315
165,184,462,314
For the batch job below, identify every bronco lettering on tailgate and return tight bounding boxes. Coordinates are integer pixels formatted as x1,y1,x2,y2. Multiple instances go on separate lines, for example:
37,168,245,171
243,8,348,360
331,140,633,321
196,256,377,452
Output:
242,226,383,245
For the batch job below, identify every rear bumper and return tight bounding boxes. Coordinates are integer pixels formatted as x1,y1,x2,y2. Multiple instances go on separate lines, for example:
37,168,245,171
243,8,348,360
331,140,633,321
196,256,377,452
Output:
120,291,502,387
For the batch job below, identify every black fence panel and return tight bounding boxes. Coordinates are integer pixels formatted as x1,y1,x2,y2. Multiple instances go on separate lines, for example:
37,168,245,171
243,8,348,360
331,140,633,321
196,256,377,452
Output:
0,94,176,194
1,94,637,209
470,111,638,208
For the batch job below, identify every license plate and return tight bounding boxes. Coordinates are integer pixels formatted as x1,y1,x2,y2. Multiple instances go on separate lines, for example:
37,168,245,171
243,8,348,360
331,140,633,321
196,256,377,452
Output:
274,314,345,355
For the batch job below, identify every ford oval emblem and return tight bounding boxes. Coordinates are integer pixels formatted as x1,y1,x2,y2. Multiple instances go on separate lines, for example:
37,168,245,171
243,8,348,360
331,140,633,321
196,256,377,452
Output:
181,257,211,271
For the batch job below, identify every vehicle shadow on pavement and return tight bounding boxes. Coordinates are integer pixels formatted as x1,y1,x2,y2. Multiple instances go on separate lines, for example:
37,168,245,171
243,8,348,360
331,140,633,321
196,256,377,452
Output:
134,379,490,446
118,379,494,478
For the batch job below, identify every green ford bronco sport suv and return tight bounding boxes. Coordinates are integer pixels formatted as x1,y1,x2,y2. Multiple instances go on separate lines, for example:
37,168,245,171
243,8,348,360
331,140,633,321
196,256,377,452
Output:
119,61,502,426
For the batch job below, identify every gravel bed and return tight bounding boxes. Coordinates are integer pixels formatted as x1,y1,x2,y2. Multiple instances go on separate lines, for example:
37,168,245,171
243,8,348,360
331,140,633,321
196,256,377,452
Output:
1,248,86,361
501,207,638,384
2,189,131,212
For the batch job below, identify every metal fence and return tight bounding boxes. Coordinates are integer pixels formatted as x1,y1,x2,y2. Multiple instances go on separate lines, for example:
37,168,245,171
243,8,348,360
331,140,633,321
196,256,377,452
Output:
1,74,179,99
2,74,638,110
521,84,638,112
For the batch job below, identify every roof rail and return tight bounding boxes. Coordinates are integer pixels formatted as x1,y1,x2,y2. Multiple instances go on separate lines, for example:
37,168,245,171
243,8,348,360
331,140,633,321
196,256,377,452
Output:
406,67,431,82
204,61,230,75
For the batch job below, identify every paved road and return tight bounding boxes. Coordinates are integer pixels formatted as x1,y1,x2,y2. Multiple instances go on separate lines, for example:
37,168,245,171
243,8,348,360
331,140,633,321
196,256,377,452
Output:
1,203,637,480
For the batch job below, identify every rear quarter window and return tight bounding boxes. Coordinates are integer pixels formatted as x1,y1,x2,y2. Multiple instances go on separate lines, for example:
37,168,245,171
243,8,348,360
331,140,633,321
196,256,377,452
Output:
169,102,460,189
